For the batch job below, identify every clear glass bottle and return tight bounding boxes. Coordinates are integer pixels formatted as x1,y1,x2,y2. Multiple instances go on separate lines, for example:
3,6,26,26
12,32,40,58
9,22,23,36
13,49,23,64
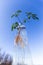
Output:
14,27,33,65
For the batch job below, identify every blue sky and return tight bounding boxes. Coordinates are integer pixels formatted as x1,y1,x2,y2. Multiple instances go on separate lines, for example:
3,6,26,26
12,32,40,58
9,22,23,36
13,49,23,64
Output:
0,0,43,64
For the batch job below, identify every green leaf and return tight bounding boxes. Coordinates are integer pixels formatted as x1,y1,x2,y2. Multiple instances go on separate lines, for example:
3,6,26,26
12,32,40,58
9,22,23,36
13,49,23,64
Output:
15,22,19,27
23,19,27,23
16,10,22,13
11,13,19,18
35,17,39,20
11,23,16,31
11,10,22,18
14,13,19,17
28,16,31,19
26,12,32,16
26,12,32,20
11,14,15,18
32,14,39,20
32,14,37,17
11,22,19,31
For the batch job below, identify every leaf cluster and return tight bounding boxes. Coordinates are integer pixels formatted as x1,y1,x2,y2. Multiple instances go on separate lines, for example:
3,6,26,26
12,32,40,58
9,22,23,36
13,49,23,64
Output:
11,22,19,31
11,10,39,31
11,10,22,18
